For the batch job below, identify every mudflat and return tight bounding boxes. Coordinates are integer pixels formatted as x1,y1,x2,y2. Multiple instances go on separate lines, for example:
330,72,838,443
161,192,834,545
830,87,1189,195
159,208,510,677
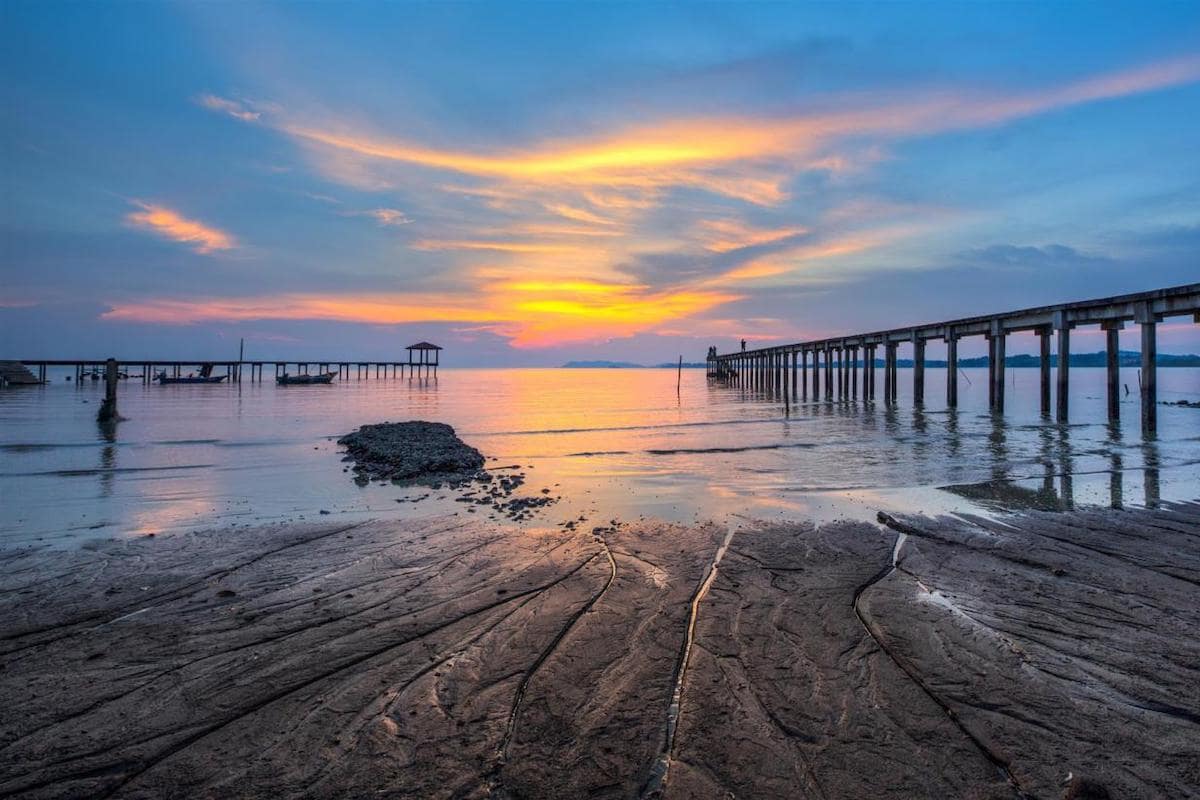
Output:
2,502,1197,799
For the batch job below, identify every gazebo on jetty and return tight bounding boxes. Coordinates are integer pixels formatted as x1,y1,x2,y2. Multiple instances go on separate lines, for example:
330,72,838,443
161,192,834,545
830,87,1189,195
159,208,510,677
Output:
405,341,442,378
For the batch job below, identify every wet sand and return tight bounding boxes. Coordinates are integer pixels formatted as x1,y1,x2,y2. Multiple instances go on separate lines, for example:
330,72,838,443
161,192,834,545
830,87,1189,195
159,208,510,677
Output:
2,502,1198,798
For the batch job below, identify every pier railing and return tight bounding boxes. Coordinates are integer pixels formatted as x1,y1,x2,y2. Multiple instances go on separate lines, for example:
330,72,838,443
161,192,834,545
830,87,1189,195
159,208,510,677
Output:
708,283,1200,435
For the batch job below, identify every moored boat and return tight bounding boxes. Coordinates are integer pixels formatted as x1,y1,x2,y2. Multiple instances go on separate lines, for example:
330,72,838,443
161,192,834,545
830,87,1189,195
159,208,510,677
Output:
155,363,228,384
276,372,337,385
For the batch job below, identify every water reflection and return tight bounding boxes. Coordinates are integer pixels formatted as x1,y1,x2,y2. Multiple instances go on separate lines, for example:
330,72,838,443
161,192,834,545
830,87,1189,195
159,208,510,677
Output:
1142,438,1162,509
2,366,1197,545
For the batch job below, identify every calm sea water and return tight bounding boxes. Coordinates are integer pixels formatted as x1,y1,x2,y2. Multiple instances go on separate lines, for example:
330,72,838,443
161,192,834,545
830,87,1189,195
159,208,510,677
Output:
2,367,1198,547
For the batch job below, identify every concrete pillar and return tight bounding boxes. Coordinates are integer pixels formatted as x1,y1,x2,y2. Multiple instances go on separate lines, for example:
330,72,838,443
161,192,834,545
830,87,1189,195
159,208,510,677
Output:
1056,313,1071,423
991,326,1006,413
1103,322,1122,422
824,347,833,400
1137,303,1157,435
866,346,875,399
782,351,789,400
986,335,996,409
801,351,808,400
812,349,820,398
882,342,892,403
835,348,843,399
1038,328,1052,416
850,347,858,399
889,344,898,403
946,333,958,407
913,336,925,405
791,351,798,401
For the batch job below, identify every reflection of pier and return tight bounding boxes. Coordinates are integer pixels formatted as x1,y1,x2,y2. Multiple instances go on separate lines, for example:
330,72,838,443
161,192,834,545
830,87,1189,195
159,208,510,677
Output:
708,284,1199,435
9,342,443,385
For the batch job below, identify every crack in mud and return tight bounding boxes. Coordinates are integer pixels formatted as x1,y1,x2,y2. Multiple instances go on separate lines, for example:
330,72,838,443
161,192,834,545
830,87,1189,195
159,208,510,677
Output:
640,524,735,798
868,512,1030,799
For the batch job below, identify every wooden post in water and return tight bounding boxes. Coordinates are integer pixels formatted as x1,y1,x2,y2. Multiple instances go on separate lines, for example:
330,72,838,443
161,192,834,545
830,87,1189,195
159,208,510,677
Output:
1136,303,1156,435
1104,321,1122,422
97,358,119,422
676,355,682,399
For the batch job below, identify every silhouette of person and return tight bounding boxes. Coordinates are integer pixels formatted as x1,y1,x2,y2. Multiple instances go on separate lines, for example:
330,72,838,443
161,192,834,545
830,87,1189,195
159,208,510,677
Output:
741,339,747,351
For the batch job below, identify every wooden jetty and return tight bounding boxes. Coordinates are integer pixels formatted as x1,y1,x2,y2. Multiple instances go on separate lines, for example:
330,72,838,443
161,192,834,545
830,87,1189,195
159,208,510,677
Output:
8,341,443,387
708,283,1200,435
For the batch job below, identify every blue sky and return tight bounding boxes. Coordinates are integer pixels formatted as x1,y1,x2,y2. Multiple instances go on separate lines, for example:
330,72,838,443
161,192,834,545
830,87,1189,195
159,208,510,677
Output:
3,1,1199,364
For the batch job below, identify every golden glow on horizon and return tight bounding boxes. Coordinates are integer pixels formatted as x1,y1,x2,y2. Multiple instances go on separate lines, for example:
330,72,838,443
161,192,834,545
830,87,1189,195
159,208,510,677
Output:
124,201,236,254
101,283,740,349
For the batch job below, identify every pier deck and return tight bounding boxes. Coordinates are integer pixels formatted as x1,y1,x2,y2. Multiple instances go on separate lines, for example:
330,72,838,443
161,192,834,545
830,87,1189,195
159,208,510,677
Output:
709,283,1200,435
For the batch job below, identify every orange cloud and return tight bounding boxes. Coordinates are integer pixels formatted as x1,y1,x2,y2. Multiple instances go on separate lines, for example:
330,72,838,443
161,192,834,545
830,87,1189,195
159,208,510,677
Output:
125,201,236,254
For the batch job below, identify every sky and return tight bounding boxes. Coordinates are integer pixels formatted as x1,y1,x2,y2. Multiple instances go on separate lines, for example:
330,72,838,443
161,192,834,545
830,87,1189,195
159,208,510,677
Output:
2,1,1199,365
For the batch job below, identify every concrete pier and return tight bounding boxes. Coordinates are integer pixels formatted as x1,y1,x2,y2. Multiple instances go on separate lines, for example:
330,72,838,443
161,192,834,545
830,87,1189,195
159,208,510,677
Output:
709,283,1200,437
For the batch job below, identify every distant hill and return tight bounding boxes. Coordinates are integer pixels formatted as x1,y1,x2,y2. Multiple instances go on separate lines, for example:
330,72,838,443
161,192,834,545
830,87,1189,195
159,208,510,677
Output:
562,360,709,369
562,360,645,369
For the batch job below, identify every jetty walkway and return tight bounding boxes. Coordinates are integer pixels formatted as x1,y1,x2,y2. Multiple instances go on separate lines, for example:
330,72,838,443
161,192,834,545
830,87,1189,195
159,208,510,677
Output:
708,283,1200,435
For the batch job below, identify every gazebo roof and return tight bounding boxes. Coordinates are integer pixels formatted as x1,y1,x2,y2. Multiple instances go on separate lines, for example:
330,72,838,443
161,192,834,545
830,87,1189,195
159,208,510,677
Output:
406,341,443,350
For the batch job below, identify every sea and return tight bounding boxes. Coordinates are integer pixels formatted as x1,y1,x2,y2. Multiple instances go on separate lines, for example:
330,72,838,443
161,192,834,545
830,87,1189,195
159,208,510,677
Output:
2,366,1198,547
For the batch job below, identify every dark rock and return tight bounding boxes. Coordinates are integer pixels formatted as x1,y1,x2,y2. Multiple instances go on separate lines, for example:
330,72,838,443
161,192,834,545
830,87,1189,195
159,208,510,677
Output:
338,422,485,486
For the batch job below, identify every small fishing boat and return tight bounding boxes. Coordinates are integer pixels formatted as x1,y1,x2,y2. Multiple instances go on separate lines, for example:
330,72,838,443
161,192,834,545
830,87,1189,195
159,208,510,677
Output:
155,363,227,385
276,372,337,385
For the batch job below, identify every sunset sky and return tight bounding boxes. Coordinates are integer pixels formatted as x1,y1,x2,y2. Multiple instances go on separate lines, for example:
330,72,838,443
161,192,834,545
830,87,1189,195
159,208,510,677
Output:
3,2,1199,364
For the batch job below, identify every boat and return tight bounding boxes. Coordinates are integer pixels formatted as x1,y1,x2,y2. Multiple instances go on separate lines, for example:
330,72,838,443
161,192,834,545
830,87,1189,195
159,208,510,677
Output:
276,372,337,385
155,363,228,385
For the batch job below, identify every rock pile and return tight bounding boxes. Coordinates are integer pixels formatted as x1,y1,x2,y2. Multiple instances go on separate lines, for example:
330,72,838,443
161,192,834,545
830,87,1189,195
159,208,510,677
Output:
338,421,560,522
338,421,485,486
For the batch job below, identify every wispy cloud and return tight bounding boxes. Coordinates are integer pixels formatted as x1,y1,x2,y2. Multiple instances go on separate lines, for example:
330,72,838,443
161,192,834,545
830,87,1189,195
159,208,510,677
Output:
195,93,262,122
342,207,411,226
124,201,236,254
207,55,1200,202
699,219,808,253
